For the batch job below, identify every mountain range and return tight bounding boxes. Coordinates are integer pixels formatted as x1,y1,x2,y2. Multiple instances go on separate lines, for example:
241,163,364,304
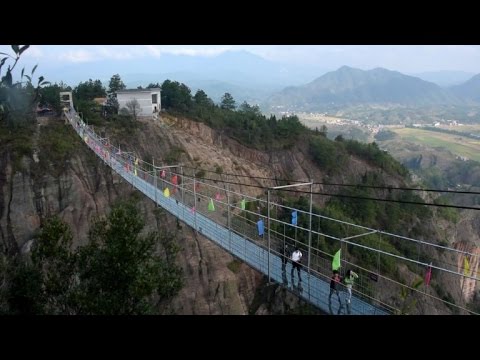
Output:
413,71,475,87
43,50,328,104
40,50,480,108
264,66,480,112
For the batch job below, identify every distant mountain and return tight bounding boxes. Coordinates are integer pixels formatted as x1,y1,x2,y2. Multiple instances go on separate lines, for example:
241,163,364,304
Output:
413,71,476,87
39,50,330,106
450,73,480,102
265,66,462,112
122,72,282,104
41,50,328,90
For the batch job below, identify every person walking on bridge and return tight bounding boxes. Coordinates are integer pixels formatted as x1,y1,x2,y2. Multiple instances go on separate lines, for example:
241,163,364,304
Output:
344,269,359,304
291,247,302,281
329,270,342,306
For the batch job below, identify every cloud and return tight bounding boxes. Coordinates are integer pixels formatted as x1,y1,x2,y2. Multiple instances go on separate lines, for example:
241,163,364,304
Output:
58,49,96,63
22,45,43,58
12,45,480,74
144,45,161,58
144,45,232,58
96,46,138,60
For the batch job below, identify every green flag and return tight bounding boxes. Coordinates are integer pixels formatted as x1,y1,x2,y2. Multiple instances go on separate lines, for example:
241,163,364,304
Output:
241,198,246,210
332,249,341,271
208,198,215,211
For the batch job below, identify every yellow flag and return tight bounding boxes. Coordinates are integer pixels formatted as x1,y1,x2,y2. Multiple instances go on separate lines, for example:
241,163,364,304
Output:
163,188,170,198
464,256,470,276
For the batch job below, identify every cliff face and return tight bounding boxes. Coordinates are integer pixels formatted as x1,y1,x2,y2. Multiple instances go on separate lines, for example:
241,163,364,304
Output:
2,114,477,314
0,118,315,314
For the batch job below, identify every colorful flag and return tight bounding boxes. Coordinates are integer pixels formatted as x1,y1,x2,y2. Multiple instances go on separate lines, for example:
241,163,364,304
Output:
208,198,215,211
163,188,170,198
172,175,178,185
332,249,341,271
215,193,222,200
161,170,166,178
425,264,432,286
464,256,470,276
134,157,139,166
257,219,264,236
241,198,246,210
291,210,298,225
190,207,196,214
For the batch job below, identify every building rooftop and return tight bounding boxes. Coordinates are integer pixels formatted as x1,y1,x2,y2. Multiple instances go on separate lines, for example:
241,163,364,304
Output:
117,88,161,93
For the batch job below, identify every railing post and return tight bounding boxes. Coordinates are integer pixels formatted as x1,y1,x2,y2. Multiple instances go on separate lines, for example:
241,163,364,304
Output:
153,159,157,207
308,180,313,300
193,171,197,232
226,175,231,252
181,166,185,221
267,189,271,283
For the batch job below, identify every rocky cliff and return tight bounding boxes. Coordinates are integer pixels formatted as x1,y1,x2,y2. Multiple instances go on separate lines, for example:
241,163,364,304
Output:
2,113,477,314
0,117,320,314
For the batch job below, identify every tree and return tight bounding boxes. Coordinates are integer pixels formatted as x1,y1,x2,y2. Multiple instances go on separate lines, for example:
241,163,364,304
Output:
194,89,214,108
161,80,192,111
220,92,236,110
108,74,126,94
238,101,261,116
0,45,49,128
30,216,76,314
73,79,106,101
147,82,161,89
74,201,183,314
39,83,71,115
106,74,126,114
124,99,142,121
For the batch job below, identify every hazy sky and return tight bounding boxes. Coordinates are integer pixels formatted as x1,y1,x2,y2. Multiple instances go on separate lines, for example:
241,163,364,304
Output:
2,45,480,74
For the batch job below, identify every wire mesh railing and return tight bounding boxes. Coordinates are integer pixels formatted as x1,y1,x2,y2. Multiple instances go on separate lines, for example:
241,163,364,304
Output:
64,108,478,315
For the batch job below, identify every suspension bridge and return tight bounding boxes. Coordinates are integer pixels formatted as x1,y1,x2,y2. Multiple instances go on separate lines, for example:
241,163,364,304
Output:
64,108,479,315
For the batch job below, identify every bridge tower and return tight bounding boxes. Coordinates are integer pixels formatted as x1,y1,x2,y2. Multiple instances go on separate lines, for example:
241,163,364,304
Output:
60,91,73,111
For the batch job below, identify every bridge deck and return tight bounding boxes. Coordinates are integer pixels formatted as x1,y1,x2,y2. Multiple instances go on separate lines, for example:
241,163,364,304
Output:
66,110,389,315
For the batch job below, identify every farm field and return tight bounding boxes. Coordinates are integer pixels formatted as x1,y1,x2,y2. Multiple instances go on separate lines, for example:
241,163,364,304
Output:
438,124,480,135
391,128,480,162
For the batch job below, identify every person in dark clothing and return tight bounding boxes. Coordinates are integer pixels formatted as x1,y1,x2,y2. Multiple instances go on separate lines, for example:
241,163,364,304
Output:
281,243,290,271
329,270,342,306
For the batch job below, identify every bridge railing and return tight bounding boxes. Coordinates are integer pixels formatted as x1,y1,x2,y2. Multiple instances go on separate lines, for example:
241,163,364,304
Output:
64,109,478,315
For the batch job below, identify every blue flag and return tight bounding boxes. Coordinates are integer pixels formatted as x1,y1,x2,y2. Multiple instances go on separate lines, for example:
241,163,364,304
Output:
291,211,298,225
257,220,264,236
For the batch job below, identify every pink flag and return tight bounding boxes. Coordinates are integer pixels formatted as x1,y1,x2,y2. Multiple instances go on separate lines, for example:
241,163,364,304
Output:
215,193,222,200
425,264,432,286
190,207,196,214
161,170,166,178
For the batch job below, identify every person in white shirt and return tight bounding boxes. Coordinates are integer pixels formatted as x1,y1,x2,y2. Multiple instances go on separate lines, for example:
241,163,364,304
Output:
344,269,359,304
291,247,302,281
